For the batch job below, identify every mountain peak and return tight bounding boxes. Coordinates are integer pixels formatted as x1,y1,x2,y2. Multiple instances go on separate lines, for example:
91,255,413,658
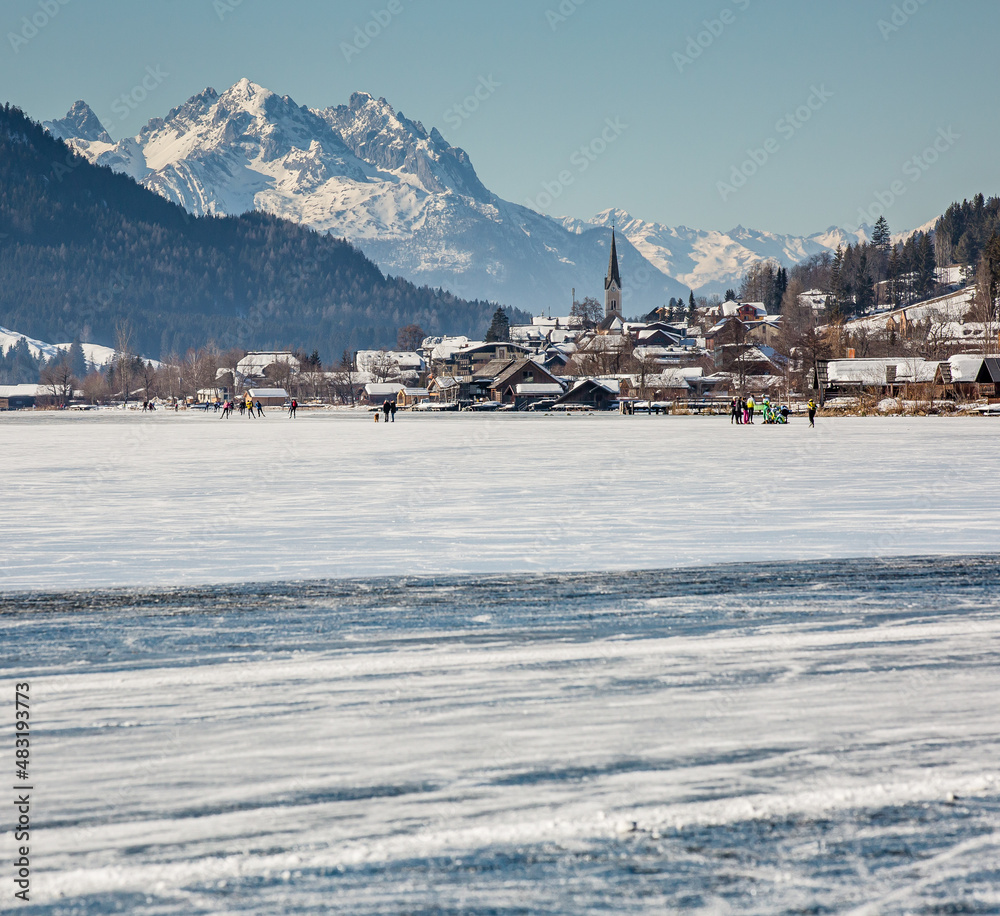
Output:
43,100,111,144
219,77,275,113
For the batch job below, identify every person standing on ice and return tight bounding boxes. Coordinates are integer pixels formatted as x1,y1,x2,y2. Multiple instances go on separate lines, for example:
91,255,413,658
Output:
746,395,755,424
245,393,254,418
382,399,392,422
807,398,817,428
288,398,297,418
730,396,740,424
389,401,396,422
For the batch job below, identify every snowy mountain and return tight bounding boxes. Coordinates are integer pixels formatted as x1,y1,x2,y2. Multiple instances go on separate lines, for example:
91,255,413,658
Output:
558,209,879,295
45,81,689,314
44,81,931,307
0,325,118,366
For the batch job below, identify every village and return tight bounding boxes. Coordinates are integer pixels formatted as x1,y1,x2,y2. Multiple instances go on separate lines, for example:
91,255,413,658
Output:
2,229,999,415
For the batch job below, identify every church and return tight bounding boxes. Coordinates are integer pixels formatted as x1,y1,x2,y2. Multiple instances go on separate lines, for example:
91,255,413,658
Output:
597,228,625,333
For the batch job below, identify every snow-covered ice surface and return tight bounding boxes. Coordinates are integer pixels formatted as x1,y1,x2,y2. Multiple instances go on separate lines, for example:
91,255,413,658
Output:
2,411,1000,592
3,559,1000,913
3,413,1000,912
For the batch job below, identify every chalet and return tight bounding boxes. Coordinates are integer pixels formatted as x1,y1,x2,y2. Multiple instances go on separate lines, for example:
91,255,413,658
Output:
247,387,289,407
552,378,620,410
489,358,565,406
362,382,405,405
934,354,984,399
427,376,461,404
975,357,1000,395
236,351,299,382
396,387,430,407
0,384,40,409
431,341,531,378
819,357,937,398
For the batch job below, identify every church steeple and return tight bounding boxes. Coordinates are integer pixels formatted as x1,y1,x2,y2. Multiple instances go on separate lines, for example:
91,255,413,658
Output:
604,227,622,317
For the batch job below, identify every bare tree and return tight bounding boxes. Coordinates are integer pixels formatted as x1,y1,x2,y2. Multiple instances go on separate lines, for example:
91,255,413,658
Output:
39,357,75,405
80,370,109,404
397,324,426,352
972,244,1000,355
114,320,136,404
364,350,401,383
570,296,603,326
330,349,358,405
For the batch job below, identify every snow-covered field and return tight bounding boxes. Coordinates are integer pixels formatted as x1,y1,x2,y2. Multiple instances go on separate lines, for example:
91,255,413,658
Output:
4,560,1000,913
2,411,1000,592
3,412,999,913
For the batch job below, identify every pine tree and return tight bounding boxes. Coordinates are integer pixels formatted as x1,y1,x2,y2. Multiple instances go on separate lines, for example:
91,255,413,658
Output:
485,306,510,342
688,290,696,319
872,216,891,253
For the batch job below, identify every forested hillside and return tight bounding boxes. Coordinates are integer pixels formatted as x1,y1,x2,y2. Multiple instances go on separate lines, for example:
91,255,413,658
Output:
0,104,509,360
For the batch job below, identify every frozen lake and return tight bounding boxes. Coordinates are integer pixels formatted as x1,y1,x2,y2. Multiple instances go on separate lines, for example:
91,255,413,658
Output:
3,558,999,913
3,412,998,912
2,410,999,592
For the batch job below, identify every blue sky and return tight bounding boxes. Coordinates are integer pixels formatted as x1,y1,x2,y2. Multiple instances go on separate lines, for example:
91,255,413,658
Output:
2,0,996,236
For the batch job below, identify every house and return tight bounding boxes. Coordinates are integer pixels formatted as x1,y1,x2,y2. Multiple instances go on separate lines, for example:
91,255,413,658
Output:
430,341,531,378
427,376,461,404
236,351,300,380
975,357,1000,395
247,387,289,407
362,382,405,405
396,387,430,407
356,350,425,380
0,384,40,409
819,357,937,398
552,378,620,410
489,358,565,405
934,354,984,399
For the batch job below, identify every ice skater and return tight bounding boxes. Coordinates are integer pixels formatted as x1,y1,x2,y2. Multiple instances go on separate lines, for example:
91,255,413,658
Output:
807,398,816,428
255,399,265,417
245,393,255,418
288,398,297,418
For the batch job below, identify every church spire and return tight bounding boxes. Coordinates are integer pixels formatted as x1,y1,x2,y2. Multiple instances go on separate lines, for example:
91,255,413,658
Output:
604,227,622,317
607,228,621,287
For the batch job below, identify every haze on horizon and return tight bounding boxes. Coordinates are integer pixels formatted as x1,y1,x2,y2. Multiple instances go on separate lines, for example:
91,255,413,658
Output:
1,0,996,237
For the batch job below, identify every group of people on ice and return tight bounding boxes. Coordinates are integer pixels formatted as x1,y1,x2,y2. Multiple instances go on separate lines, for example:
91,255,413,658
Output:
375,399,397,422
216,394,298,418
730,395,818,426
730,395,790,425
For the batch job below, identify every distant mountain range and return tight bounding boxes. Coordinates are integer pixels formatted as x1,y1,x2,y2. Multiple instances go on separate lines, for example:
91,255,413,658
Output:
0,104,503,360
44,79,924,309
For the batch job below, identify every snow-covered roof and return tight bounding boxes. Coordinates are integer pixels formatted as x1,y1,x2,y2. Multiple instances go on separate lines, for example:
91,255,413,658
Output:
826,358,937,384
947,354,986,383
247,388,289,398
237,352,300,375
356,350,424,371
0,384,42,397
399,387,429,396
364,383,405,396
721,301,767,318
515,383,564,395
